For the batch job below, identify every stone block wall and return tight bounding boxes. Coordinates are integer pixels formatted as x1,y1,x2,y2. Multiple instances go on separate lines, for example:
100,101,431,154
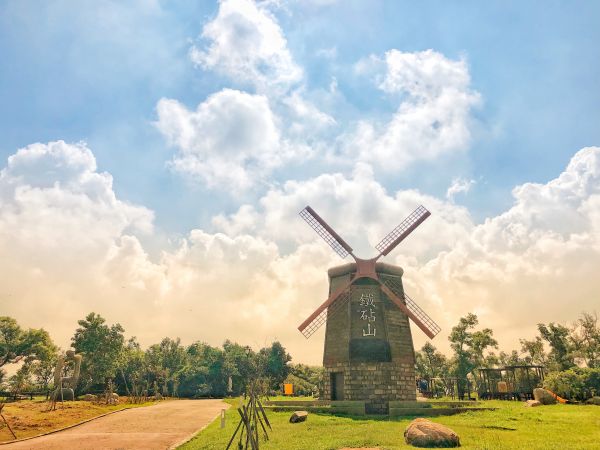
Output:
324,361,416,414
322,262,417,414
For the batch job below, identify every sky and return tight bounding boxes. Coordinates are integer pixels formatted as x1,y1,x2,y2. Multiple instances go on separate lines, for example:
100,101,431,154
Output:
0,0,599,365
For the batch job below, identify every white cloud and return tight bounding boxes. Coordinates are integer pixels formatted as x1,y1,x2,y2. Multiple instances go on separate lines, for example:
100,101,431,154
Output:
3,140,600,365
156,89,298,190
0,141,153,263
347,49,481,171
190,0,302,93
446,177,476,201
214,147,600,356
161,0,340,191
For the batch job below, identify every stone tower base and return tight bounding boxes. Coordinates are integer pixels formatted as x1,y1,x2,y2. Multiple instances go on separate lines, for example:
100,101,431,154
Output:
324,361,416,414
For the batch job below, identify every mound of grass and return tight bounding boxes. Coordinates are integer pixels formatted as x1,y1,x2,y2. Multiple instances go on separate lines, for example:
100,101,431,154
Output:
181,399,600,449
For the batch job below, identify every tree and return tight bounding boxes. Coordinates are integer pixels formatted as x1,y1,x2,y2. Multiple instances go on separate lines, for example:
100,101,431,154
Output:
448,313,497,398
415,342,449,380
497,350,522,366
223,340,258,395
71,312,125,392
0,317,56,368
31,351,59,396
8,364,33,396
570,312,600,368
537,322,574,371
145,337,187,396
287,364,324,396
116,337,146,396
179,342,226,397
519,336,547,366
259,341,292,390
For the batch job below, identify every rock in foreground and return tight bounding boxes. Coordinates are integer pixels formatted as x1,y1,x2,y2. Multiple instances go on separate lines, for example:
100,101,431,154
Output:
525,400,542,407
289,410,308,423
533,388,557,405
586,396,600,405
404,418,460,448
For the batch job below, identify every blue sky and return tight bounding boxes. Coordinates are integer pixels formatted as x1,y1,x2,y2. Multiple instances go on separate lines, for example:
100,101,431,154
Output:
2,1,598,232
1,0,599,362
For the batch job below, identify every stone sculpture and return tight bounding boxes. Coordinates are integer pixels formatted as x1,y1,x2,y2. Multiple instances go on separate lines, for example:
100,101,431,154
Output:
50,350,82,403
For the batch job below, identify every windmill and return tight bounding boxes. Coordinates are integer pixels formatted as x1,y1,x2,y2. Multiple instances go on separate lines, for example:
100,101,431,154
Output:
298,205,440,413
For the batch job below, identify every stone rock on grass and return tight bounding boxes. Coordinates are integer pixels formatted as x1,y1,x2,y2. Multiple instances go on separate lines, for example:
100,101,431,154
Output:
533,388,557,405
404,418,460,448
289,410,308,423
586,397,600,405
525,400,542,407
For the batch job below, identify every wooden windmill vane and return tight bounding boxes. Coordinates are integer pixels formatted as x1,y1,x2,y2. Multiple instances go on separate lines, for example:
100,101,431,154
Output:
297,205,440,412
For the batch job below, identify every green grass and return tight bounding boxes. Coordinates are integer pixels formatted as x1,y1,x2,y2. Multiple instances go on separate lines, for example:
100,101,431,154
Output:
180,400,600,450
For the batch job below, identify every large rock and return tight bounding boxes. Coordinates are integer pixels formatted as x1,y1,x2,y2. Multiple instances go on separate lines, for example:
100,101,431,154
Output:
586,396,600,405
404,418,460,448
289,411,308,423
533,388,557,405
51,388,75,401
525,400,542,407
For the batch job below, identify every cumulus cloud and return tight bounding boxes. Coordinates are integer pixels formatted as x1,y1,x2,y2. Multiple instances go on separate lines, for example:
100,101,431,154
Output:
446,177,476,201
155,89,303,190
168,3,481,193
3,141,600,364
159,0,338,191
0,141,153,261
347,49,481,171
213,147,600,356
190,0,302,93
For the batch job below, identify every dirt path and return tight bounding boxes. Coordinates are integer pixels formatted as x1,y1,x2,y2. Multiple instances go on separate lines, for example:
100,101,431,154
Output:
3,399,229,450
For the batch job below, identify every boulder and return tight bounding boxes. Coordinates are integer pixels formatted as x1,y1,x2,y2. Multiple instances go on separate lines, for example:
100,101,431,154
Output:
533,388,557,405
404,418,460,448
83,394,97,402
585,396,600,405
289,411,308,423
525,400,542,407
51,388,75,401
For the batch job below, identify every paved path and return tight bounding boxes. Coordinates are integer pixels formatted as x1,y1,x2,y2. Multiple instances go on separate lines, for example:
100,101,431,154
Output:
3,399,229,450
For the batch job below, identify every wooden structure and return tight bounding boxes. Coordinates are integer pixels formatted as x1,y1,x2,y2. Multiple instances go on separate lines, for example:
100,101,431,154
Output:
475,365,545,400
226,382,271,450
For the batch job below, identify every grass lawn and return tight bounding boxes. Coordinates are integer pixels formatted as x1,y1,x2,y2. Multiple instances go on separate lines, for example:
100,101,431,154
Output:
0,398,157,442
181,399,600,449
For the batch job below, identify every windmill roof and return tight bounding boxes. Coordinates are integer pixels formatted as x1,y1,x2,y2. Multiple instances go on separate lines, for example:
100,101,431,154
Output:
327,262,404,278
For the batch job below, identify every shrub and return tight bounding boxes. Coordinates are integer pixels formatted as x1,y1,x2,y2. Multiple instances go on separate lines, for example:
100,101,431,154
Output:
543,368,600,400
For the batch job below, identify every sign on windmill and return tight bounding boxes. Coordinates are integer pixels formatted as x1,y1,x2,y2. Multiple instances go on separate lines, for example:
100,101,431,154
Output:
298,205,440,414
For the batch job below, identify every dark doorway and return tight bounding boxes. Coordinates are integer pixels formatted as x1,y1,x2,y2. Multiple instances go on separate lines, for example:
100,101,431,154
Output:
330,372,344,400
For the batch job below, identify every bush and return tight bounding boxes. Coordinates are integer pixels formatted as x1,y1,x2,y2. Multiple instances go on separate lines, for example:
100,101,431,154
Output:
543,368,600,400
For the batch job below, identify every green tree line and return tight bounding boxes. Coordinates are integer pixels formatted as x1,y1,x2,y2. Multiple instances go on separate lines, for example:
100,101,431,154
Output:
3,310,598,401
1,312,292,398
415,311,600,400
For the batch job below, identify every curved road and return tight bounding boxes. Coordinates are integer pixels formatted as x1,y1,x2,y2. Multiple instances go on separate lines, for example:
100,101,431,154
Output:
3,399,228,450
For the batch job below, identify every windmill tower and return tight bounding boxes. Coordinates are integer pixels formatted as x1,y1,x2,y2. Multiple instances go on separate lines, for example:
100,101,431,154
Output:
298,205,440,413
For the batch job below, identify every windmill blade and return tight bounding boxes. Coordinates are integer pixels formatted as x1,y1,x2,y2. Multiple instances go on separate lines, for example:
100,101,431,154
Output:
298,279,355,338
375,205,431,256
379,278,441,339
300,206,353,259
